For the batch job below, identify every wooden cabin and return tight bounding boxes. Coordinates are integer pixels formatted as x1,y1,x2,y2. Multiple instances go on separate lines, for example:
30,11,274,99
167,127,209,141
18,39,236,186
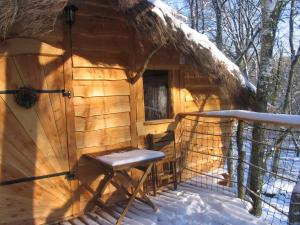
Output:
0,0,255,224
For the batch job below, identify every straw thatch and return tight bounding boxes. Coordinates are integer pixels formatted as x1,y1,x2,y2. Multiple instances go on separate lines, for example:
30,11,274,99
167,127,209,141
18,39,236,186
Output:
0,0,67,39
0,0,255,107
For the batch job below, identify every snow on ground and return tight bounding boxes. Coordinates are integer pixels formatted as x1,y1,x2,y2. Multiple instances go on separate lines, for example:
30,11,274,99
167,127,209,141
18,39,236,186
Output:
149,184,266,225
67,184,266,225
241,138,299,225
182,136,300,225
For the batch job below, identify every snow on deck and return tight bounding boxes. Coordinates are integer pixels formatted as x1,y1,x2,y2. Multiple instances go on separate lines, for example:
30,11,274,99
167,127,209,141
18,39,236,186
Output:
95,149,165,167
61,184,266,225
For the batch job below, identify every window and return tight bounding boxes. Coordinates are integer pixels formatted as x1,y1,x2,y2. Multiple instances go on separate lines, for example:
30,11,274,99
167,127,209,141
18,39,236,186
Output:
143,70,170,121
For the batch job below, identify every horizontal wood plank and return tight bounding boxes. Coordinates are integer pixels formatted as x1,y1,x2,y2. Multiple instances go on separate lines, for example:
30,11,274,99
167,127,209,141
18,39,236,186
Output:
185,93,221,102
72,35,130,52
74,96,130,117
77,141,132,159
73,80,130,97
72,50,129,69
75,126,131,149
0,38,64,56
72,68,127,80
75,112,130,131
184,101,224,111
137,122,176,136
184,86,220,95
73,16,129,37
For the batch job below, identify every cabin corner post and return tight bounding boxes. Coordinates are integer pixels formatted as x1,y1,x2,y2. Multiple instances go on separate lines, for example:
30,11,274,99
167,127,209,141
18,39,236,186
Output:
63,22,80,216
129,27,138,148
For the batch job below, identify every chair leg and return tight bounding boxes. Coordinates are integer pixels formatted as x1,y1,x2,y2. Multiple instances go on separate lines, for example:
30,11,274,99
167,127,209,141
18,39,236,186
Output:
116,164,154,225
84,172,114,213
152,163,157,196
173,160,177,190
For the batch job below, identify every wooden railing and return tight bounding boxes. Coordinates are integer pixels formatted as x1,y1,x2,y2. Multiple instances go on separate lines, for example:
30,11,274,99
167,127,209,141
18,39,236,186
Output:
177,110,300,225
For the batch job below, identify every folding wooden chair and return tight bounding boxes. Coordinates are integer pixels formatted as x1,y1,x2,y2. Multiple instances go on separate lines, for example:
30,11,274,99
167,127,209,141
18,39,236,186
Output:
147,131,178,195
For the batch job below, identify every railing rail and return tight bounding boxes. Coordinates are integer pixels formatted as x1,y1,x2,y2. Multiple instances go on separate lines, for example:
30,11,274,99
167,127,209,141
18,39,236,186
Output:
179,110,300,127
177,110,300,225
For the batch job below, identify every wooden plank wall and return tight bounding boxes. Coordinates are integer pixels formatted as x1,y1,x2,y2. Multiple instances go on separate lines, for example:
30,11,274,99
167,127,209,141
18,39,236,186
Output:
70,1,133,211
69,0,234,211
182,70,232,112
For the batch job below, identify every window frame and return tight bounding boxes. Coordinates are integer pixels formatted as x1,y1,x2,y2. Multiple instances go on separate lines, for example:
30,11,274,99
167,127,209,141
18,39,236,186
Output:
142,69,174,123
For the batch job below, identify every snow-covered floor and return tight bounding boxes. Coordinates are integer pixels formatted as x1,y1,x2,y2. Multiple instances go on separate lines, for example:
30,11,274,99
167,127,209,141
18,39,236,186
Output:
60,183,266,225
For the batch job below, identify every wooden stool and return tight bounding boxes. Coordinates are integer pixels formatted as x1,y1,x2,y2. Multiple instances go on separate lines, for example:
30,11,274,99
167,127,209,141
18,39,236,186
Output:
84,149,165,225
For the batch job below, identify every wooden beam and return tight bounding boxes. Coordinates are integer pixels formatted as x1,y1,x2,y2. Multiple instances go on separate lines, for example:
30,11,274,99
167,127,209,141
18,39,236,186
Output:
129,28,138,148
0,38,65,56
63,23,80,216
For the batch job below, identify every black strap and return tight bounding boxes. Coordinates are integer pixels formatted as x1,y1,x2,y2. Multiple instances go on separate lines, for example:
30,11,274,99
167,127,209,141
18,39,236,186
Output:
0,171,72,186
0,89,71,97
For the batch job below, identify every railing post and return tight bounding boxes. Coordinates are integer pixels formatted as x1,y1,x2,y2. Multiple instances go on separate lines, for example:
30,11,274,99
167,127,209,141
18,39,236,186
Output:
289,176,300,224
236,120,245,199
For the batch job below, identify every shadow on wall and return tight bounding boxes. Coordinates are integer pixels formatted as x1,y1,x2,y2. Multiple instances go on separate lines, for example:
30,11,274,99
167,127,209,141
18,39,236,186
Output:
0,39,76,224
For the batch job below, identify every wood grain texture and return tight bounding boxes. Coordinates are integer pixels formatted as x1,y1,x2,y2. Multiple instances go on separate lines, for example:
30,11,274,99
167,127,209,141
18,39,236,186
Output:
75,112,130,131
73,96,130,117
77,141,132,159
0,53,72,224
72,50,129,69
72,16,129,37
63,24,81,216
0,38,64,56
72,35,130,53
75,126,131,149
73,80,130,97
0,177,72,225
0,55,69,179
72,67,127,80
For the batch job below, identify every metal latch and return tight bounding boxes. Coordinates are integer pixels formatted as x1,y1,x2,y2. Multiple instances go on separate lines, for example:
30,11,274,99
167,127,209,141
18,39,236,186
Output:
62,90,71,98
65,172,77,181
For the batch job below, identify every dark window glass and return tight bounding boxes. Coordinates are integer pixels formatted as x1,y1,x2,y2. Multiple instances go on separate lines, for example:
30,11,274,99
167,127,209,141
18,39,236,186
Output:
143,70,169,121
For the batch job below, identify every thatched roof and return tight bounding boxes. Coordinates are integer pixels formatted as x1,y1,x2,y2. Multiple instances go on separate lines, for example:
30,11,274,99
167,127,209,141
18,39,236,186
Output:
0,0,255,107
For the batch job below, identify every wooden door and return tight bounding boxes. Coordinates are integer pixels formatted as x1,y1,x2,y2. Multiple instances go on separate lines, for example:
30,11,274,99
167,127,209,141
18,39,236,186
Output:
0,39,72,224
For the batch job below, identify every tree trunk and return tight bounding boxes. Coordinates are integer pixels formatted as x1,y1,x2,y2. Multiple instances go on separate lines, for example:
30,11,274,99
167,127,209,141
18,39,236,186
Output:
237,120,245,199
189,0,196,29
212,0,223,50
282,0,298,114
227,139,234,187
248,0,283,217
272,0,299,175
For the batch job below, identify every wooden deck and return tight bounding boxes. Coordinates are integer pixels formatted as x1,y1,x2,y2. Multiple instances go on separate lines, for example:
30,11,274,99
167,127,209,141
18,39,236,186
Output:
57,188,181,225
54,183,265,225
